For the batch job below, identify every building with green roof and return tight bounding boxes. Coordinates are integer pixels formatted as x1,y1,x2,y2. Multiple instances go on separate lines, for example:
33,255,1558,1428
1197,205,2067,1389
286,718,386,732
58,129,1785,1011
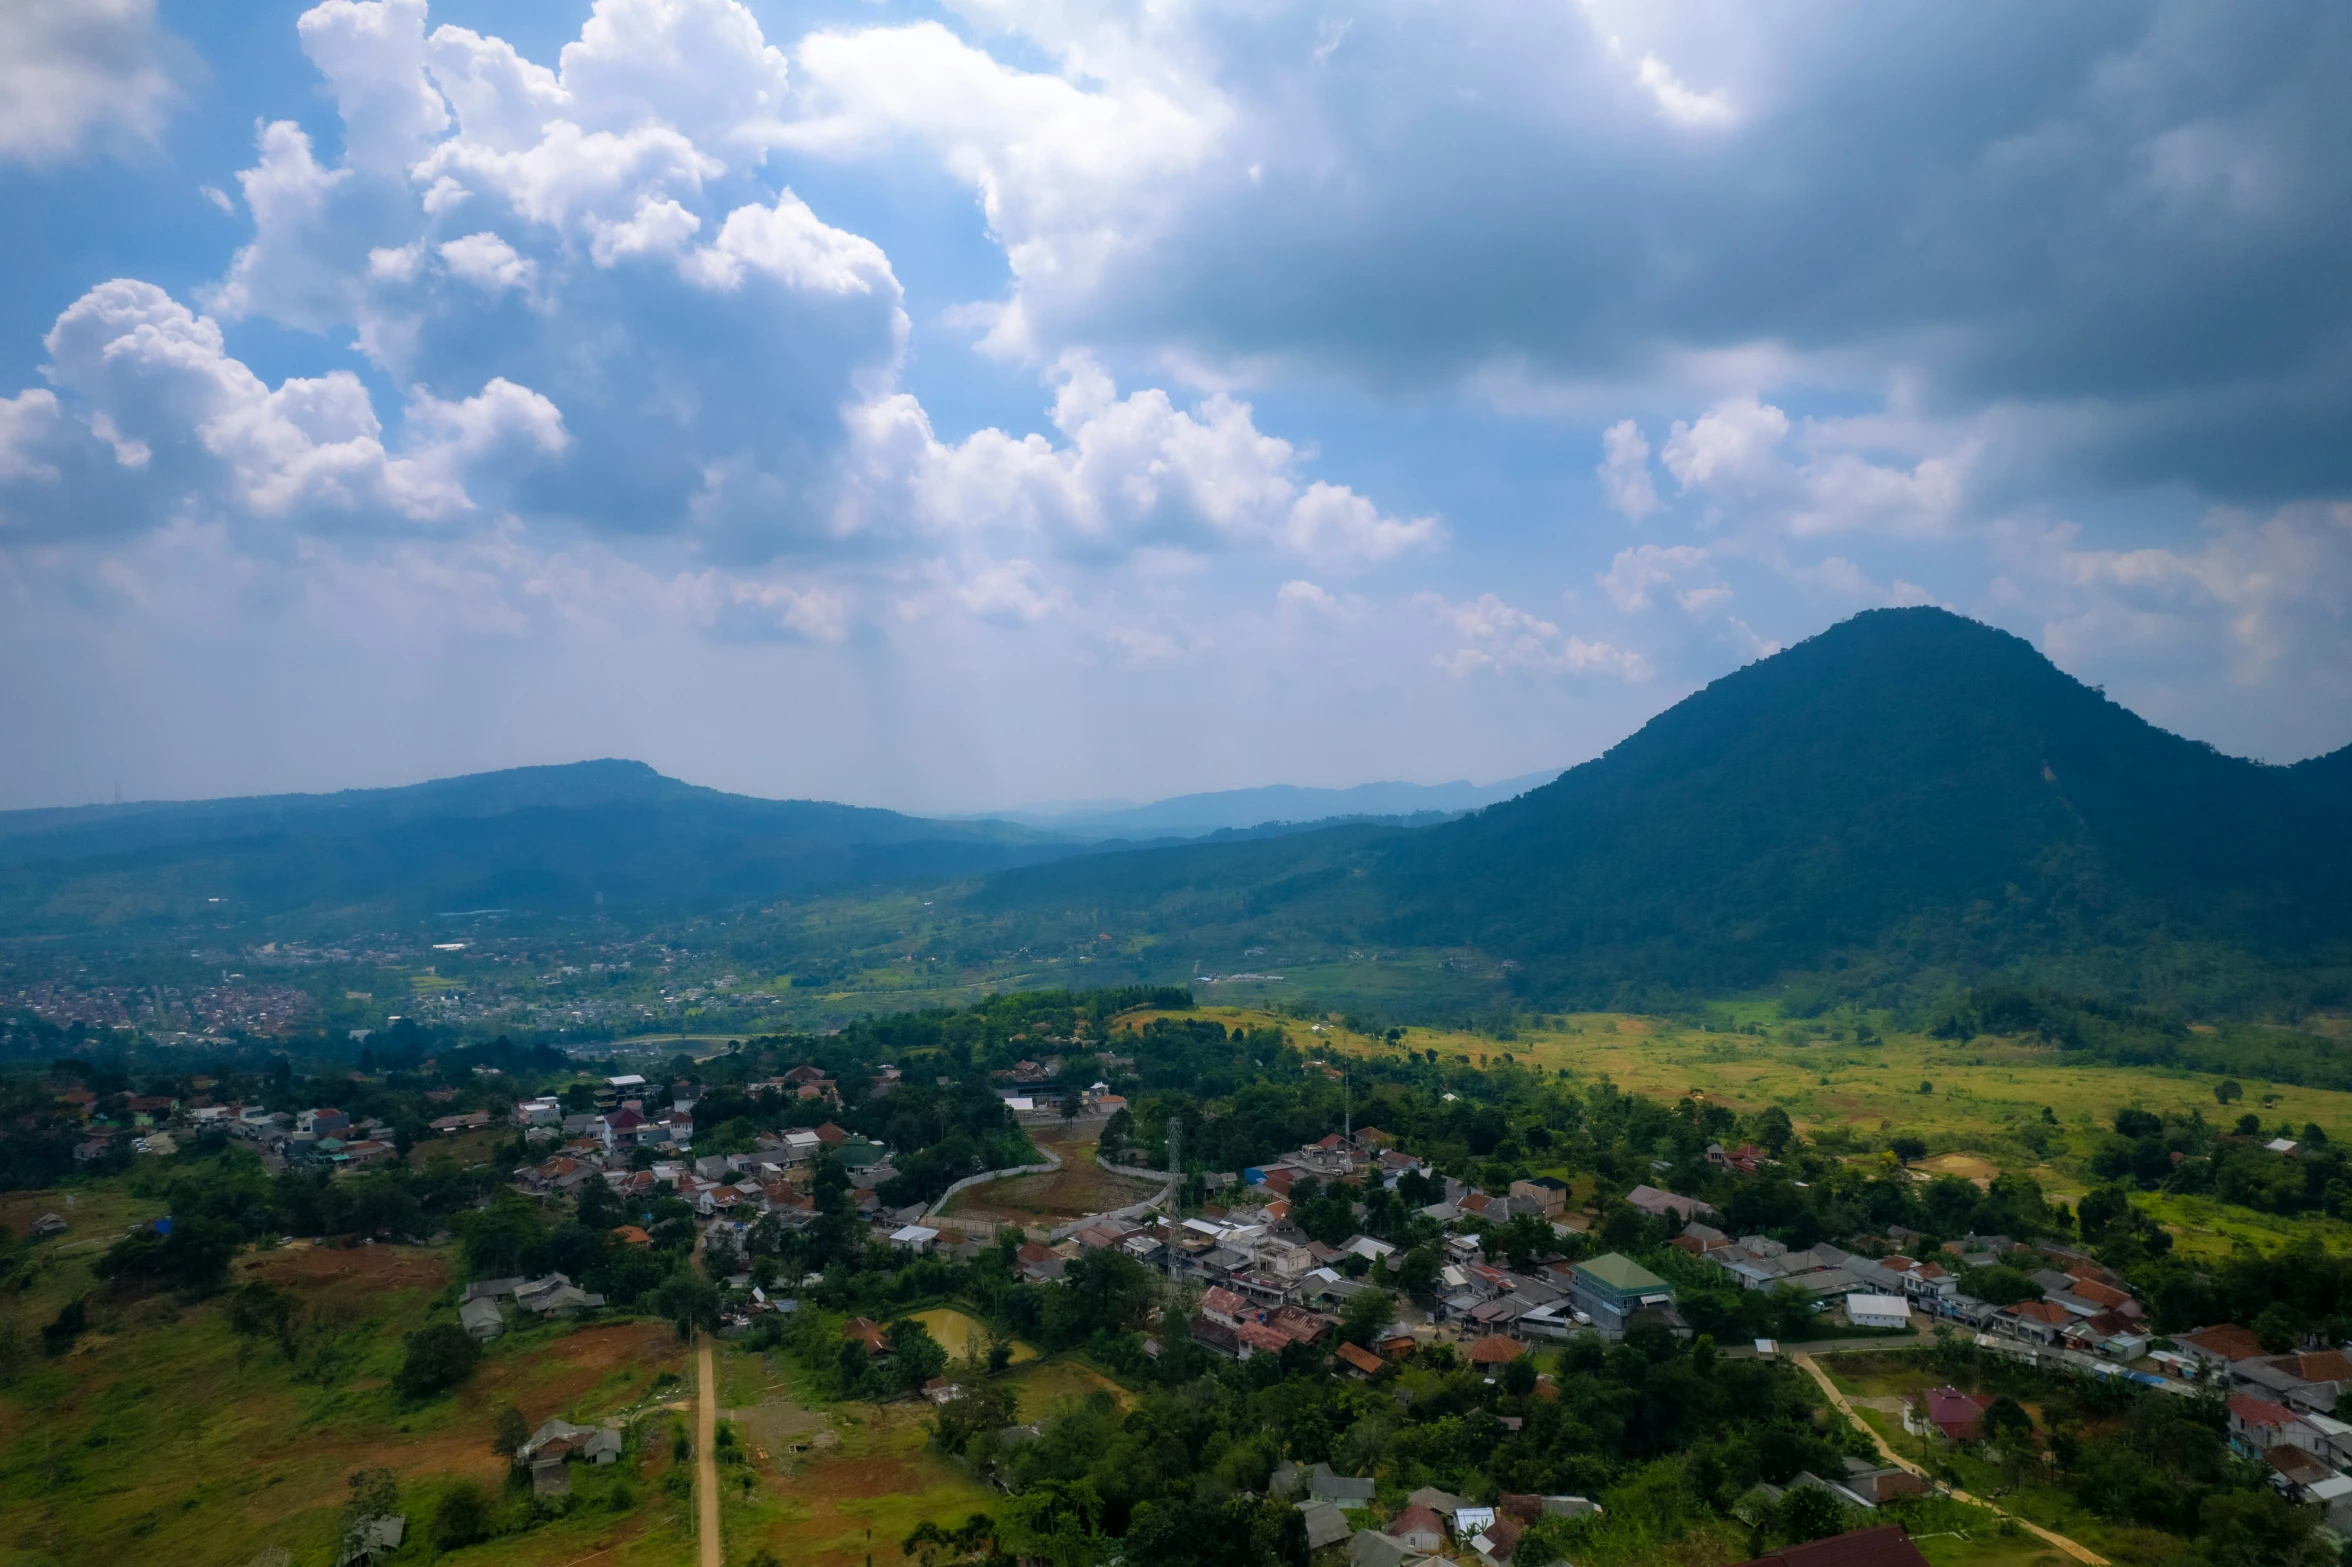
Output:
1569,1252,1677,1336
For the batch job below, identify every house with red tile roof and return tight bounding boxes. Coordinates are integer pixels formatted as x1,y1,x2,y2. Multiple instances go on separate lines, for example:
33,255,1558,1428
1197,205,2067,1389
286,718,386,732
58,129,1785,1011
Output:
1749,1524,1931,1567
2227,1393,2327,1461
1997,1299,2072,1345
1385,1505,1446,1552
1906,1386,1992,1442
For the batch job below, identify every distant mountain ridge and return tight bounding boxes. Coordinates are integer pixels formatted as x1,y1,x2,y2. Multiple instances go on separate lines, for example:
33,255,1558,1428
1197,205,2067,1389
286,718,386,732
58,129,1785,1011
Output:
0,760,1079,933
980,608,2352,1010
977,772,1559,838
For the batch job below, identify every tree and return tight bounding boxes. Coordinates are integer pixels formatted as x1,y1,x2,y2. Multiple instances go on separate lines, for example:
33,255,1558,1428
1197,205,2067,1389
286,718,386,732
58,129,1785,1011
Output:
1956,1265,2043,1307
455,1199,547,1280
1502,1355,1538,1397
40,1297,86,1356
1394,1244,1440,1296
1775,1484,1849,1544
2252,1300,2308,1353
653,1275,721,1341
1982,1396,2034,1448
2198,1488,2318,1567
493,1403,530,1459
228,1280,299,1360
430,1481,494,1550
930,1381,1016,1455
1338,1286,1394,1348
395,1322,482,1400
2216,1079,2244,1105
887,1318,950,1392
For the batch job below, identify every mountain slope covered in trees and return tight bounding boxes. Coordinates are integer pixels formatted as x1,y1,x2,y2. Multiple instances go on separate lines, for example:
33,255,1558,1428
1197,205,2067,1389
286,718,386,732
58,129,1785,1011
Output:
979,609,2352,1011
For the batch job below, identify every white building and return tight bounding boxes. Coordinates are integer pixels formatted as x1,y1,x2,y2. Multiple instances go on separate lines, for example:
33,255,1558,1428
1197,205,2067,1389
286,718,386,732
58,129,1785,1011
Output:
1848,1295,1912,1330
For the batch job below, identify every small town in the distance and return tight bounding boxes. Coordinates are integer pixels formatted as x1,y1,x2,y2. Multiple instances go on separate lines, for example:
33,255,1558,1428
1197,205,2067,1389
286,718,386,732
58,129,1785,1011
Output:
1,608,2349,1567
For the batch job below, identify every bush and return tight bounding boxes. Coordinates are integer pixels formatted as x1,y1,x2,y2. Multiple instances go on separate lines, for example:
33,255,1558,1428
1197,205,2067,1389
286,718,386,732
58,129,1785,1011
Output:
41,1297,86,1356
395,1321,481,1400
431,1481,494,1550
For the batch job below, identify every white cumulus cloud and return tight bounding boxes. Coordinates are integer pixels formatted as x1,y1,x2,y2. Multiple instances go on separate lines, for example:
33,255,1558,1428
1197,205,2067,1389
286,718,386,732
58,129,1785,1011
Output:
0,0,179,165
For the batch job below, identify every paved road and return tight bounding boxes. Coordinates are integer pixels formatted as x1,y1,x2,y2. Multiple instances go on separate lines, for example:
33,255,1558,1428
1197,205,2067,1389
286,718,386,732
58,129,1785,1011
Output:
697,1336,721,1567
1792,1352,2106,1566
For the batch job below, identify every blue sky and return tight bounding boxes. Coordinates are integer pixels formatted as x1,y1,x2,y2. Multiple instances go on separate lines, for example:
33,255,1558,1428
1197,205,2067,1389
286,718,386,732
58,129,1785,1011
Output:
2,0,2348,813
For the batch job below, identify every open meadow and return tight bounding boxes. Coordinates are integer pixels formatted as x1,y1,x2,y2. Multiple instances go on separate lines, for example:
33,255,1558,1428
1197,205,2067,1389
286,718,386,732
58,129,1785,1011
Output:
1118,1004,2352,1256
715,1341,1127,1567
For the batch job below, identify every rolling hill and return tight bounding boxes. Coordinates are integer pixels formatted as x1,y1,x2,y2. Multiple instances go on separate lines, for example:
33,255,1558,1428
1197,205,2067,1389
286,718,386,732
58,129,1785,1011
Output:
978,608,2352,1011
0,760,1083,933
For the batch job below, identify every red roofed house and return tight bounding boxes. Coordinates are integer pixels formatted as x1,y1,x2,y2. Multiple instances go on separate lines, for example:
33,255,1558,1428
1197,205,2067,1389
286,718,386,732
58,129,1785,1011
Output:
1236,1320,1292,1358
2065,1276,2140,1317
1386,1505,1446,1552
1998,1299,2072,1346
599,1105,646,1152
1467,1334,1527,1367
1017,1243,1066,1283
2180,1324,2266,1373
2228,1394,2326,1461
1908,1386,1993,1443
1336,1341,1385,1377
1474,1515,1524,1565
1749,1524,1932,1567
1199,1286,1249,1327
813,1122,850,1147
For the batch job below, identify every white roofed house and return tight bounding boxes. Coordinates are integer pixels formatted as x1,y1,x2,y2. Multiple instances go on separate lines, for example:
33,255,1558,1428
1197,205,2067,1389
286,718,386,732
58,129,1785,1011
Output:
1846,1295,1912,1330
1625,1185,1715,1222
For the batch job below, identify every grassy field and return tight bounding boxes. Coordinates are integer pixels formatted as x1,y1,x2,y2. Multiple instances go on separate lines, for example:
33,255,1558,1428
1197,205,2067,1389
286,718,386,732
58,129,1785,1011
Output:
0,1180,694,1567
1116,1004,2352,1255
1813,1352,2184,1567
907,1306,1038,1366
716,1344,1122,1567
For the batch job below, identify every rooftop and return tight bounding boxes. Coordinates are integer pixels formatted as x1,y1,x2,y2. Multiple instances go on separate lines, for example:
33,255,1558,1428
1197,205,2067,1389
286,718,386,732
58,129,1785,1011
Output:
1575,1253,1670,1293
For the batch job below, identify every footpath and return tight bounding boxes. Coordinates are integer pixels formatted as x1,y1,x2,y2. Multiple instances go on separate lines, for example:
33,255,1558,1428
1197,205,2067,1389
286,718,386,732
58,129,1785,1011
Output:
1791,1351,2106,1566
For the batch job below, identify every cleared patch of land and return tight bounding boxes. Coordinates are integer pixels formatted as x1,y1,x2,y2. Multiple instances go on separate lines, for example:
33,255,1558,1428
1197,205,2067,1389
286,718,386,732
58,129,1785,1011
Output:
728,1397,997,1567
938,1132,1161,1226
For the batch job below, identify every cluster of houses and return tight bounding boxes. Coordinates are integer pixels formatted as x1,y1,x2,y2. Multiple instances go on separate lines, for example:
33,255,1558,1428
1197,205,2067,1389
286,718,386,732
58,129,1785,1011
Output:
458,1272,611,1341
1297,1478,1602,1567
55,1076,501,1174
906,1130,1694,1368
513,1415,624,1497
1639,1180,2163,1350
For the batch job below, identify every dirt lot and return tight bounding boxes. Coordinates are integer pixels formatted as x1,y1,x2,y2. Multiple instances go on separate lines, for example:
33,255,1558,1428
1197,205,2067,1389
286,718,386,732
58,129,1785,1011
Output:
939,1134,1162,1225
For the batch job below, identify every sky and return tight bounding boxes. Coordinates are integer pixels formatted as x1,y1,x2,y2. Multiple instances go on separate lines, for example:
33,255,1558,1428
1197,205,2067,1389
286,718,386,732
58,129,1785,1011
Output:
2,0,2348,815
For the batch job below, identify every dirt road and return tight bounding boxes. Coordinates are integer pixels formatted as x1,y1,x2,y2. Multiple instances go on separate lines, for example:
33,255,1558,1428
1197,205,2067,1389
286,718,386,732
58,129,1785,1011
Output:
1791,1351,2106,1565
697,1336,721,1567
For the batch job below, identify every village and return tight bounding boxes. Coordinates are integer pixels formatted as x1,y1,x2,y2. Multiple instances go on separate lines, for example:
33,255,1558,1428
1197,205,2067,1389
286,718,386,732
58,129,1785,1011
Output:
32,1043,2352,1567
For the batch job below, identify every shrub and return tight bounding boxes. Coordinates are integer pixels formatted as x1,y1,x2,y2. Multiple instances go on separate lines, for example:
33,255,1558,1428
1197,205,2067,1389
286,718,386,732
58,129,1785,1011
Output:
395,1321,481,1400
41,1297,87,1356
431,1481,494,1550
